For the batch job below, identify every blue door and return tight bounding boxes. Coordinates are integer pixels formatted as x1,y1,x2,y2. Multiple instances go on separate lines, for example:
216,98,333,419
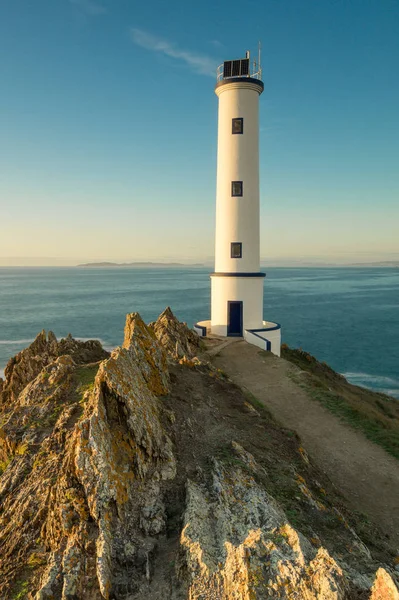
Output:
227,301,243,336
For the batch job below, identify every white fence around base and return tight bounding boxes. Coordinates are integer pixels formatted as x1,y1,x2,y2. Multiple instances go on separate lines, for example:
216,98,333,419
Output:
244,325,281,357
193,320,211,337
193,319,281,357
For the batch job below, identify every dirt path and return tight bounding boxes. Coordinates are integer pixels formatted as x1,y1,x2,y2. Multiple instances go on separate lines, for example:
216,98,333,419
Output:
211,339,399,547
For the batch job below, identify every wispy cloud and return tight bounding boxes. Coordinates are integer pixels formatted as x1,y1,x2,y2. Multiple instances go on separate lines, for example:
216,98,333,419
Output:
209,39,224,49
69,0,107,15
130,28,217,77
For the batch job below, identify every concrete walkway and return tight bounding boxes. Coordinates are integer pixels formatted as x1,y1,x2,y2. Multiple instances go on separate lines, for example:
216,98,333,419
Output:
211,340,399,548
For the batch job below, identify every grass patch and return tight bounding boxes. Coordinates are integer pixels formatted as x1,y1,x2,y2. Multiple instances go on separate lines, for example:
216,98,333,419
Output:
243,389,278,423
244,390,265,412
74,364,99,403
306,386,399,460
283,346,399,460
216,444,248,470
258,350,275,359
44,363,99,426
16,363,101,439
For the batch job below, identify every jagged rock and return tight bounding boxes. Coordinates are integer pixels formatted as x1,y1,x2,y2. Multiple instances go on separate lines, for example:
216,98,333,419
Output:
0,316,176,599
370,568,399,600
2,330,58,403
36,315,176,599
150,306,202,360
0,355,76,466
123,312,169,395
0,309,398,600
1,330,109,405
18,354,76,407
178,451,348,599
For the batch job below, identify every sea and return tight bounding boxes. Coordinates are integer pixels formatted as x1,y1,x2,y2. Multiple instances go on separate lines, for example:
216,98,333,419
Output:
0,267,398,399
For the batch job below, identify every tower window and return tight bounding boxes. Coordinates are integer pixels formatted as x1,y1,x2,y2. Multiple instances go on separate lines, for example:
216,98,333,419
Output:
231,181,243,196
231,242,242,258
232,118,243,134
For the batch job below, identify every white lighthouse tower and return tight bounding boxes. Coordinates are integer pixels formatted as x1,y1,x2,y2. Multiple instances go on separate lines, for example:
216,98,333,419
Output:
195,50,281,356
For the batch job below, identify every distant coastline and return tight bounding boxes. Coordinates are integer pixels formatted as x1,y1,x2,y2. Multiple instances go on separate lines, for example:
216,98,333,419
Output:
77,260,399,269
0,260,398,268
77,261,205,268
349,261,399,268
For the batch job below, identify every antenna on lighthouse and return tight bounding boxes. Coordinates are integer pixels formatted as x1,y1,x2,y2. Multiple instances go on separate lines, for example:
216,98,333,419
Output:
258,41,262,79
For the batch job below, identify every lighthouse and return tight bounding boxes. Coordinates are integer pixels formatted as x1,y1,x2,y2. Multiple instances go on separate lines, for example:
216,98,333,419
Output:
194,50,281,356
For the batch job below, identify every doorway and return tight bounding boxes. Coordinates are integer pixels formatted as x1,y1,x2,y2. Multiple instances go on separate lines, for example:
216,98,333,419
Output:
227,301,243,336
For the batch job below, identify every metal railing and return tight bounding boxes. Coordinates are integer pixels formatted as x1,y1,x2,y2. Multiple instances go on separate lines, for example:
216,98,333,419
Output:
216,48,262,82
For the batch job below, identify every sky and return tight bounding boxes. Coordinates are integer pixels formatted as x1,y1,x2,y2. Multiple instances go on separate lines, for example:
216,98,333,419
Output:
0,0,398,266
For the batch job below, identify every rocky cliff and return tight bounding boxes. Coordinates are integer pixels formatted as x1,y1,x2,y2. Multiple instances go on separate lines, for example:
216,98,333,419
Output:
0,308,398,599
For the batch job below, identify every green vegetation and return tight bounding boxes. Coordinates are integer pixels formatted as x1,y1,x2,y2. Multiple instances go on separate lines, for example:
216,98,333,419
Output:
243,389,276,421
268,531,287,545
0,459,9,475
74,364,100,403
285,507,301,527
15,442,29,456
282,345,399,460
17,363,100,446
216,444,248,470
244,390,264,411
258,350,275,359
27,553,46,568
12,579,30,600
214,367,229,380
306,386,399,459
41,363,99,428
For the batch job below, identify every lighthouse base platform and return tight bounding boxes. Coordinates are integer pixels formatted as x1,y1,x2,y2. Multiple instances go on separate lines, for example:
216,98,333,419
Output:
194,319,281,357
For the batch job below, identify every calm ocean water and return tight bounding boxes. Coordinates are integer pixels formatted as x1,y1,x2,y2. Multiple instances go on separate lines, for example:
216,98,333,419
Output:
0,267,398,398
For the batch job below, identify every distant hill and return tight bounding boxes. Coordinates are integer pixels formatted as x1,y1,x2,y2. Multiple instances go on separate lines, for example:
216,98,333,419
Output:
349,261,399,267
77,262,205,268
78,260,399,269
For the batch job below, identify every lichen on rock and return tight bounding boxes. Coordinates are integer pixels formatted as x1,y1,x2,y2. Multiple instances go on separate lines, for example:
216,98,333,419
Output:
370,569,399,600
178,450,348,599
149,306,202,360
123,311,170,395
0,309,398,600
0,330,108,406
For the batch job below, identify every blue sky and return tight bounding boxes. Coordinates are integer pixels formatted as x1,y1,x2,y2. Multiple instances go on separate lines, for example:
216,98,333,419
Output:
1,0,398,265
